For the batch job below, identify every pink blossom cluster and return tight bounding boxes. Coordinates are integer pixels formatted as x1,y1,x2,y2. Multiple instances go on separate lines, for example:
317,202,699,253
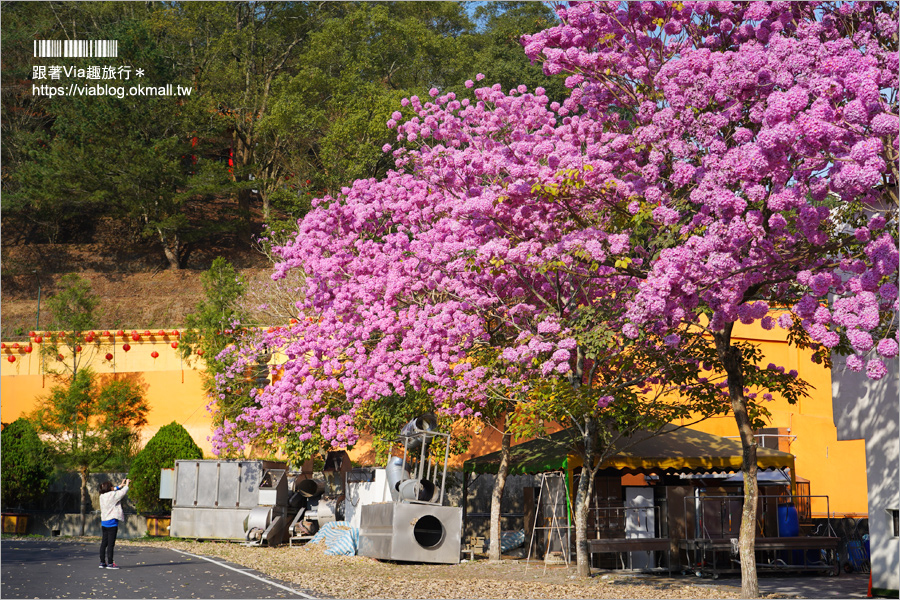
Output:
524,1,898,378
212,1,898,453
213,83,635,450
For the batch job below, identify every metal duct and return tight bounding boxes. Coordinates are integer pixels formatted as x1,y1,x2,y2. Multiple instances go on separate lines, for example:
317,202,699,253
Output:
400,414,438,451
385,456,407,501
400,414,437,437
398,478,439,503
295,478,325,498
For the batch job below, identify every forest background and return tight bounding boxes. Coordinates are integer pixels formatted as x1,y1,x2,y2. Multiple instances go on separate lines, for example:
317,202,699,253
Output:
1,0,565,335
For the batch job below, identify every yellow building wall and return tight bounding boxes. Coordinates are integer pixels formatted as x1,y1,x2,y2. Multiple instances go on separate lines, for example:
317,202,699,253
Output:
683,319,868,517
1,332,214,455
1,322,869,516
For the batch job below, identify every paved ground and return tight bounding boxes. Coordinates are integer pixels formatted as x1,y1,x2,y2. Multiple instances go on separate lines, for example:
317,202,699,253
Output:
703,572,871,598
601,570,870,599
2,538,872,599
1,539,323,599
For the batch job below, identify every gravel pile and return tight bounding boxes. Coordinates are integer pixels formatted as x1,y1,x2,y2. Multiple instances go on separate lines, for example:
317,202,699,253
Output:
126,539,756,599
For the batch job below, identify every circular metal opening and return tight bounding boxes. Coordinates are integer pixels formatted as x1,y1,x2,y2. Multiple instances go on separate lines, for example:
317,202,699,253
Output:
413,515,444,549
416,479,436,502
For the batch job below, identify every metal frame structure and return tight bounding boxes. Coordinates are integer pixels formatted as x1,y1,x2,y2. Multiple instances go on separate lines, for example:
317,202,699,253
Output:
396,427,452,506
681,493,841,578
525,472,573,573
358,415,463,564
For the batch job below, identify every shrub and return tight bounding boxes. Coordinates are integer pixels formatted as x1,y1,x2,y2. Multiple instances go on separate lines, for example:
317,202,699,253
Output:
128,422,202,514
1,418,54,509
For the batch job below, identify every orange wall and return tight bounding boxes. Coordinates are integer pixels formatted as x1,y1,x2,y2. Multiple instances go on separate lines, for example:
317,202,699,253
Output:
681,319,868,517
0,322,868,516
1,333,214,455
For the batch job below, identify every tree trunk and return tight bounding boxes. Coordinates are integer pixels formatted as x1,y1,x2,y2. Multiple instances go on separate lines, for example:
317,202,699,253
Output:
79,467,88,537
715,328,760,599
574,415,598,577
488,429,511,563
233,133,254,244
237,187,253,244
260,188,270,223
157,228,182,269
162,242,181,270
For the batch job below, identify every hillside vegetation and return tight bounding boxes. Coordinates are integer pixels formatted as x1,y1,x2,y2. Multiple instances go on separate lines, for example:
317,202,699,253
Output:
1,1,562,337
1,205,271,338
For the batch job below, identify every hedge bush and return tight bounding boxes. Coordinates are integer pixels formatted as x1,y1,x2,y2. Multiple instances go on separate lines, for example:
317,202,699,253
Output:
128,422,202,514
1,418,54,509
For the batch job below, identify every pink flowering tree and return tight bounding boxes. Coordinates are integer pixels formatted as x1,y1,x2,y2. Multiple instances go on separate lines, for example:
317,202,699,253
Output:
523,1,897,595
211,70,804,573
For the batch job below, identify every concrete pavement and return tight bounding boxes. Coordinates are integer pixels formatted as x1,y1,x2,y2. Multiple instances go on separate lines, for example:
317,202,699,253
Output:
1,538,323,599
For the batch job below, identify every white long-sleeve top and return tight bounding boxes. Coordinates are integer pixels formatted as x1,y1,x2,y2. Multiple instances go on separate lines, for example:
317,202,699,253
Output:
99,484,129,524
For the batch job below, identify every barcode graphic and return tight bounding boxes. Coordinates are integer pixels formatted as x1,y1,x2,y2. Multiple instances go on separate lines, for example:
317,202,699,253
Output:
33,40,118,58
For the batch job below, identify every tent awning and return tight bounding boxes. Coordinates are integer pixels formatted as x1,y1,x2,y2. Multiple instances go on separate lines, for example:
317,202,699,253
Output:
462,424,796,476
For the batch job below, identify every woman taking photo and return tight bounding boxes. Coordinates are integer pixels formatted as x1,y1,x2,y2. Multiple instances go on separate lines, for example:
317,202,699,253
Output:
98,478,129,569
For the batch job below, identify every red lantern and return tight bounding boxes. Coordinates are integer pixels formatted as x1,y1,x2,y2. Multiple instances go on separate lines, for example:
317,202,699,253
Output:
171,330,180,337
151,351,159,359
131,333,141,341
197,349,204,356
7,356,15,363
171,342,179,349
158,330,166,336
10,343,19,349
104,331,112,337
34,336,43,343
24,346,33,354
57,354,64,361
74,345,82,353
143,330,151,336
85,336,95,343
105,353,114,361
122,343,131,352
290,318,298,324
0,343,5,349
117,330,125,337
29,331,36,337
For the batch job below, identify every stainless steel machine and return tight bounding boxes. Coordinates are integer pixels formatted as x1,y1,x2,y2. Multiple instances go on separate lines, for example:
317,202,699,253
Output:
166,459,286,541
164,453,352,547
357,415,463,564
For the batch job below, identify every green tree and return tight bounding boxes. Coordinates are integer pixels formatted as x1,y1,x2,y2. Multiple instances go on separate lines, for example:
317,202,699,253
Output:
30,370,149,535
467,1,567,102
128,422,203,514
149,2,332,234
180,258,248,431
41,274,101,379
262,2,473,233
3,2,571,253
6,5,235,266
0,418,55,510
0,2,59,243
